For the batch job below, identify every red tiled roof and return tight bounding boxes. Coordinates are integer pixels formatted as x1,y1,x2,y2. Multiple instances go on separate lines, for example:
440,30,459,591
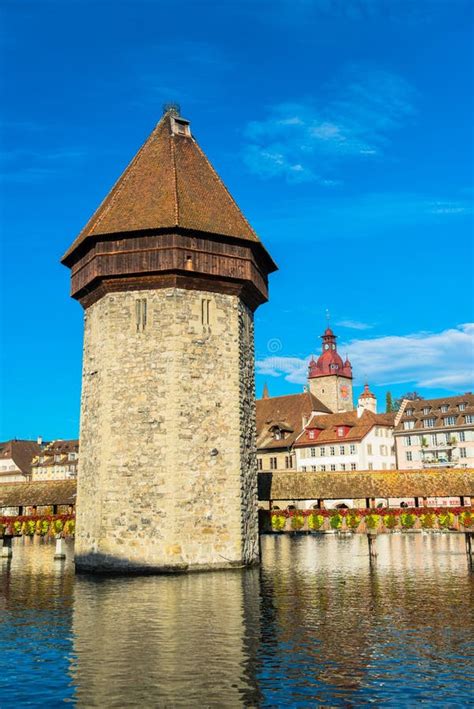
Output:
63,111,269,262
0,440,42,475
395,393,474,432
295,410,395,446
256,392,332,450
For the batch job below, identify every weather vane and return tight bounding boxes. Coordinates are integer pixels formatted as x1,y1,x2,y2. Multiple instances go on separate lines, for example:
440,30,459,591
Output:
325,308,330,324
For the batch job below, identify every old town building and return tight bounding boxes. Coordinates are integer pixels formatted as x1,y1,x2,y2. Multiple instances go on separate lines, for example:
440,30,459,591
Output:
394,393,474,469
31,439,79,481
256,390,331,472
0,439,42,483
62,106,276,573
308,326,353,413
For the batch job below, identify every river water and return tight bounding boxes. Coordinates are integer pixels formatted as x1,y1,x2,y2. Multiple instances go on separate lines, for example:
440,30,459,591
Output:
1,533,473,707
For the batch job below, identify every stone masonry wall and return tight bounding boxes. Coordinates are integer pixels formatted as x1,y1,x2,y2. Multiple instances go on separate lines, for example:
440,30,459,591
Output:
75,287,258,571
309,375,353,413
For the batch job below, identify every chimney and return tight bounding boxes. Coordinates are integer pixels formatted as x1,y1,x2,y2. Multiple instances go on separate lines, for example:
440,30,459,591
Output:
37,436,43,447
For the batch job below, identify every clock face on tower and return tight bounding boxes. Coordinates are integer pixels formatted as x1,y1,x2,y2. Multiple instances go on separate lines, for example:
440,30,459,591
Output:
340,384,349,400
324,344,329,350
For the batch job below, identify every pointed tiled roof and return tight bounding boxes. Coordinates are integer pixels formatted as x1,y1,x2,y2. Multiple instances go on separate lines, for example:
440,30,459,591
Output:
63,110,260,262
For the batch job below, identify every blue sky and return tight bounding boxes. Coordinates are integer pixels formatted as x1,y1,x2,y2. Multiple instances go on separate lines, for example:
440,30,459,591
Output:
0,0,473,440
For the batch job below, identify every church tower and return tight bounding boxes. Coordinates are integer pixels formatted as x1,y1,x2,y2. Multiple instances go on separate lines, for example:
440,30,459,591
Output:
62,107,277,573
307,327,353,412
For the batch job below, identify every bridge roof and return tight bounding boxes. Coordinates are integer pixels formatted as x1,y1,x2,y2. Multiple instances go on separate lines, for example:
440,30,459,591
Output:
0,480,76,508
258,468,474,500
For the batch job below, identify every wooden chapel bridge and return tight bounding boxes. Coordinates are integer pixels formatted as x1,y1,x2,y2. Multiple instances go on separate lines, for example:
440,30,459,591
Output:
1,467,473,565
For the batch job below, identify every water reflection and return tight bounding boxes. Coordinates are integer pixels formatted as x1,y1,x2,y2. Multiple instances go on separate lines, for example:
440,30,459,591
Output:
1,534,473,706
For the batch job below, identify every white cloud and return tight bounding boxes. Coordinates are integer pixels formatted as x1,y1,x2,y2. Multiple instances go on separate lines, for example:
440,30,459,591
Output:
256,323,474,391
243,67,416,183
336,319,374,331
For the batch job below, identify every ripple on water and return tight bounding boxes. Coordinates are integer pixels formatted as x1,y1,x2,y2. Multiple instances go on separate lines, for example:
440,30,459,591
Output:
0,534,473,706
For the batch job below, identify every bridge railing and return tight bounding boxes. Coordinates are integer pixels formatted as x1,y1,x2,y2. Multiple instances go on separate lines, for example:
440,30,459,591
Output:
261,506,473,534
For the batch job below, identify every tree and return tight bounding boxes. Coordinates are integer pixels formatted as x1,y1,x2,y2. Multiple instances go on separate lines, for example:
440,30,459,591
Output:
385,392,393,413
393,391,424,411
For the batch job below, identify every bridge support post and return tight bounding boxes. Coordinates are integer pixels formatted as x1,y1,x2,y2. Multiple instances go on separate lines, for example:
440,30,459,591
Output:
1,535,13,559
54,535,66,560
367,533,377,561
466,533,474,570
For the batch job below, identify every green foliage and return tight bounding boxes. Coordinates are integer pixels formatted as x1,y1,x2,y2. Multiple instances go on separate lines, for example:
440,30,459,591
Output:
54,519,64,533
366,513,380,530
400,512,416,529
438,511,455,529
459,511,474,528
308,513,324,531
271,514,286,532
346,513,361,530
420,513,436,529
329,513,343,530
383,514,397,529
291,513,305,531
385,392,393,413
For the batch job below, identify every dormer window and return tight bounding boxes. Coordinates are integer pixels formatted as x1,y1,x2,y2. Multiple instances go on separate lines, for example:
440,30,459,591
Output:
171,116,191,137
423,407,431,415
459,403,466,411
337,427,345,437
405,408,414,416
441,405,449,413
308,430,315,440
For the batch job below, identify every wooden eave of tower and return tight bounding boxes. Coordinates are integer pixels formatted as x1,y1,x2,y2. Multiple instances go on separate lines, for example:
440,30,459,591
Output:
62,111,277,310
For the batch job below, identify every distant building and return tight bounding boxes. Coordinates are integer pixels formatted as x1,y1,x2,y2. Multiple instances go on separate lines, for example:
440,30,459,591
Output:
31,440,79,481
394,393,474,469
0,439,42,483
256,391,331,472
308,327,353,413
295,385,396,473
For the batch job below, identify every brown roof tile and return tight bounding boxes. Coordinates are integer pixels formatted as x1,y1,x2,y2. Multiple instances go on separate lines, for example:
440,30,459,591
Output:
295,410,395,446
0,440,42,475
0,480,77,507
63,111,265,262
395,393,474,432
256,392,332,450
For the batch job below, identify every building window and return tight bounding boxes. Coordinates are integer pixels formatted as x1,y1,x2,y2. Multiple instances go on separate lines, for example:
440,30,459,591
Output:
339,445,345,455
380,445,387,455
311,465,316,472
405,408,414,416
431,434,437,446
257,459,263,470
135,298,147,332
459,431,465,442
308,430,315,440
368,463,373,470
441,405,449,413
423,419,436,428
404,421,415,430
320,447,326,456
367,444,373,455
301,466,307,472
330,464,336,471
337,427,345,437
321,465,326,472
270,457,277,470
458,403,466,412
423,407,431,415
350,444,356,454
201,298,211,326
444,416,456,426
460,448,467,458
465,415,473,424
340,464,345,471
405,436,412,446
330,446,335,456
310,447,316,457
285,456,293,469
406,451,412,461
351,463,357,470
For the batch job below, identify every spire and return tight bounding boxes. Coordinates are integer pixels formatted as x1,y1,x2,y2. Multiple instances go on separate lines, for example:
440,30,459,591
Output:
262,382,270,399
63,108,266,262
308,323,352,380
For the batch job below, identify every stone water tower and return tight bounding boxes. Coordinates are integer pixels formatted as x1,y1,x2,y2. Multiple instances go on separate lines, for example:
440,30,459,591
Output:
62,107,277,572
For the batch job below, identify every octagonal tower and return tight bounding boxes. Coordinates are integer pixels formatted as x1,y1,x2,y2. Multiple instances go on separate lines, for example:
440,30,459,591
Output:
62,108,277,573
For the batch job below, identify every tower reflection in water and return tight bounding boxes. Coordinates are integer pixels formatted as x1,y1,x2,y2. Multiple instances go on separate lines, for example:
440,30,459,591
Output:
70,568,262,706
2,535,471,705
